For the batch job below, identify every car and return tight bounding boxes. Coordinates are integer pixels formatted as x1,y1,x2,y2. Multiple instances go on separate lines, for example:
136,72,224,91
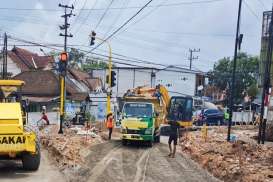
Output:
195,109,225,126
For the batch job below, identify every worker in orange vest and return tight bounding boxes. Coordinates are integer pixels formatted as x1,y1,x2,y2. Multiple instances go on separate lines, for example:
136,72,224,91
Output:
106,113,114,140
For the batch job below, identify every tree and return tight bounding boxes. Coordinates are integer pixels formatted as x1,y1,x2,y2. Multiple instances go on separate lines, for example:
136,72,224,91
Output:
247,83,259,101
68,48,85,67
209,52,259,104
82,57,114,72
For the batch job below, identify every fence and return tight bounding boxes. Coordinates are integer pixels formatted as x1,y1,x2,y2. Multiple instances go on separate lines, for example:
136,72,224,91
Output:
232,112,253,124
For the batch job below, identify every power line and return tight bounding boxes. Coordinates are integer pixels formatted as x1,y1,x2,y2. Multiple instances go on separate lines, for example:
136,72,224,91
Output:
73,0,98,35
256,0,267,9
94,0,115,30
87,0,155,54
7,36,168,68
71,0,88,32
102,0,130,39
0,0,226,12
243,0,260,21
114,0,165,38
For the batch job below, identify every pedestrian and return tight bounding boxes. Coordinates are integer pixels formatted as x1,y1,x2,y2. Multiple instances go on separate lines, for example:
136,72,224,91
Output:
106,112,114,140
168,118,180,158
41,106,50,125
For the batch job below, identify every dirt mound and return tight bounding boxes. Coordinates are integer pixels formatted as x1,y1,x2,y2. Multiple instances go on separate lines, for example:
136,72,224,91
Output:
40,125,104,182
181,126,273,182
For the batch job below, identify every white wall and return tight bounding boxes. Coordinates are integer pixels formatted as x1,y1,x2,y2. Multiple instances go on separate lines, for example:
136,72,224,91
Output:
7,56,21,76
93,68,197,97
156,71,196,96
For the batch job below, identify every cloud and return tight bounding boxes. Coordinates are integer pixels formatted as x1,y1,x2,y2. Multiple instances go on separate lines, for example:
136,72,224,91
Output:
1,0,270,70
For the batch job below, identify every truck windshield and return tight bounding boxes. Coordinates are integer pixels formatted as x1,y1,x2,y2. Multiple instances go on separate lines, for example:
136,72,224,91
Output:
123,103,153,118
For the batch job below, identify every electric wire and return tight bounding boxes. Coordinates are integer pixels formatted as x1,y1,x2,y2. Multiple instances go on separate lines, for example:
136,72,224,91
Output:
102,0,130,39
73,0,98,35
243,0,260,20
94,0,115,30
86,0,155,54
114,0,165,38
72,0,88,32
0,0,226,12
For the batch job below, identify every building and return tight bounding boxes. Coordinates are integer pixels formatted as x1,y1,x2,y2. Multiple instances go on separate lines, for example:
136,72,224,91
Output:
91,66,205,97
3,46,54,76
13,69,102,113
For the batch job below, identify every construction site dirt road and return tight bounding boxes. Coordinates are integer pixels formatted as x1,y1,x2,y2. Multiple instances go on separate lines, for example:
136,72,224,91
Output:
0,139,220,182
0,150,65,182
86,140,220,182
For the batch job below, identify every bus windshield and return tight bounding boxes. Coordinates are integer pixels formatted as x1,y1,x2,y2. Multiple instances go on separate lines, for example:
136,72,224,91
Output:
123,103,153,118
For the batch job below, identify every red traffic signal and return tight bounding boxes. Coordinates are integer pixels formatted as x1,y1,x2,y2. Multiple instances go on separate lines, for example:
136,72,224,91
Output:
59,52,68,62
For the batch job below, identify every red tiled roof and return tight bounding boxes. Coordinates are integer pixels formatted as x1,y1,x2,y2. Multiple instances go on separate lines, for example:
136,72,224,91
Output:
69,68,90,81
85,78,102,91
68,68,102,91
8,47,54,71
14,70,59,96
14,70,89,101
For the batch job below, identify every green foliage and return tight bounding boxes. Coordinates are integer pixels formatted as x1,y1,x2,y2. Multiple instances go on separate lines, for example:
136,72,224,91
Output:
46,48,112,71
69,48,85,64
247,84,259,100
209,52,259,103
82,57,109,71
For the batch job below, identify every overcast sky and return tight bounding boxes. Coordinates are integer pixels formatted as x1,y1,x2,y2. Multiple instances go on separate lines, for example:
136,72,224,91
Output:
0,0,272,71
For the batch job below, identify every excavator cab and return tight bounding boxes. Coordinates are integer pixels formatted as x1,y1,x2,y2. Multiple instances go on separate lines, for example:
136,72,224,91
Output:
167,96,193,127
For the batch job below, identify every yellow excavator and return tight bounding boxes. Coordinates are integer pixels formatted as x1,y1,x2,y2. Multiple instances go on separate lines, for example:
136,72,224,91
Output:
0,80,40,170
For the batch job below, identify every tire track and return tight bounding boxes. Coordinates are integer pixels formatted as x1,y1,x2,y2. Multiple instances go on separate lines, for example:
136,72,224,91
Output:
87,144,122,182
133,148,151,182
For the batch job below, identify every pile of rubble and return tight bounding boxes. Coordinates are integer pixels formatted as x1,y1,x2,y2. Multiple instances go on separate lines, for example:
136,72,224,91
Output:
181,126,273,182
40,124,103,181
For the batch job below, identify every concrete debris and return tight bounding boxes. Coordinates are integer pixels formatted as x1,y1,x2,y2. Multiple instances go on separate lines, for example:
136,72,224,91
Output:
181,126,273,182
40,125,103,174
70,126,99,138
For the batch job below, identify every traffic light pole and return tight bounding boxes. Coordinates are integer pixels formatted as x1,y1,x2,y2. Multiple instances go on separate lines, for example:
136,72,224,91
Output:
107,46,112,114
91,36,113,114
58,3,74,134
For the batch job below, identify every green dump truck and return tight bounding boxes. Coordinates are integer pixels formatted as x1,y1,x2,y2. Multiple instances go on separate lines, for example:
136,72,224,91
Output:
120,95,163,146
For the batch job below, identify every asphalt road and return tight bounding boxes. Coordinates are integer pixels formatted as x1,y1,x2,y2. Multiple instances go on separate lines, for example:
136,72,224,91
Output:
86,140,220,182
0,150,65,182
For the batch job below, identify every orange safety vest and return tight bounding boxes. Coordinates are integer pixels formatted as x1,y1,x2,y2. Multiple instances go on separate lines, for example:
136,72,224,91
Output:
106,118,113,128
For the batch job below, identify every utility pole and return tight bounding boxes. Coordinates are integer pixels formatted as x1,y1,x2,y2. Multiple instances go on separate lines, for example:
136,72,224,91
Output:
58,3,74,134
188,48,200,70
2,33,7,79
227,0,242,142
258,7,273,144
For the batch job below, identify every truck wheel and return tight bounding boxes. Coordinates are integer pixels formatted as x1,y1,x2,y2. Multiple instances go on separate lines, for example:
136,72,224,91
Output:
22,143,41,171
154,135,160,143
148,140,153,147
122,139,127,146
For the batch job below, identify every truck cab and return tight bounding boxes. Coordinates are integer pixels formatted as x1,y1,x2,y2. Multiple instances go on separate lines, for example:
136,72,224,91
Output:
120,102,157,146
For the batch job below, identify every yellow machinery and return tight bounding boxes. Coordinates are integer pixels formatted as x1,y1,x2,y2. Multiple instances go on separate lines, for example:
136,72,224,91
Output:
0,80,40,170
120,85,193,145
137,85,193,127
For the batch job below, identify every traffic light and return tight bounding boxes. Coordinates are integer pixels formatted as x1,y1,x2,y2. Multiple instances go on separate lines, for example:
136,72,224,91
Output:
110,71,116,87
106,71,116,87
59,52,68,62
58,52,68,76
90,31,96,46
